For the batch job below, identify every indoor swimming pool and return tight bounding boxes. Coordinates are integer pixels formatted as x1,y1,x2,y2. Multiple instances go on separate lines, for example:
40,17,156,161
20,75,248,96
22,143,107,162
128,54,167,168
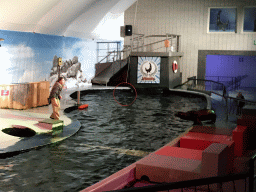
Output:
0,90,207,192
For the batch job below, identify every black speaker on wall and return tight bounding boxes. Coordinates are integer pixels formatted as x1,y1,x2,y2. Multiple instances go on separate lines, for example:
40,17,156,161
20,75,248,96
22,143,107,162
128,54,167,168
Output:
125,25,132,36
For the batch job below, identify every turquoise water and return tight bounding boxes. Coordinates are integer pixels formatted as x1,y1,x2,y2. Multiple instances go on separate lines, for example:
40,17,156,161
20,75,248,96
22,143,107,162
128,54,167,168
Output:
0,90,206,192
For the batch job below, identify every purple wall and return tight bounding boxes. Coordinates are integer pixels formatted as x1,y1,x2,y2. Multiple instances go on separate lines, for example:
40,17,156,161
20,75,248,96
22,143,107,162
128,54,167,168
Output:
206,55,256,88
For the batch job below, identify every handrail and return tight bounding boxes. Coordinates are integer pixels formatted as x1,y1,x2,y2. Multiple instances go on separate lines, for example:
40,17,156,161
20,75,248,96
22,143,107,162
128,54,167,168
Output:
144,34,181,38
131,37,174,51
205,75,249,91
174,78,256,108
225,95,256,105
174,78,227,87
97,51,116,64
105,172,249,192
105,152,256,192
173,78,256,119
94,51,123,79
96,33,181,65
130,33,180,53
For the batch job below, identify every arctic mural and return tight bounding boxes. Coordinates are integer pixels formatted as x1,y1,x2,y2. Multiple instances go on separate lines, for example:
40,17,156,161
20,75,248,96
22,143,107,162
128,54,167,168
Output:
0,29,97,86
49,55,87,88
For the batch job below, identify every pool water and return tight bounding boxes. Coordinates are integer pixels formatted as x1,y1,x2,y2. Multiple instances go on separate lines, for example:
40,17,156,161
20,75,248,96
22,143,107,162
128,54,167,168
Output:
0,90,207,192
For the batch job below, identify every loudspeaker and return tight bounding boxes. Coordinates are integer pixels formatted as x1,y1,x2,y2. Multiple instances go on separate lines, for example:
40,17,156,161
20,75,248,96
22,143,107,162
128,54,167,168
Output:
125,25,132,36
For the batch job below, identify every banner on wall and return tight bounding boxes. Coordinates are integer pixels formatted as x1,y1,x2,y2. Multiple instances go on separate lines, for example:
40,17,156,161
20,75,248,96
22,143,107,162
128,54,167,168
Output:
137,57,160,84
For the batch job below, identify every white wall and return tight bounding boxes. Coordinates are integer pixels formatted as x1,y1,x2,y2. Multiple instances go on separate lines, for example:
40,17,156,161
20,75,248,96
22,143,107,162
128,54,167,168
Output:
124,0,256,83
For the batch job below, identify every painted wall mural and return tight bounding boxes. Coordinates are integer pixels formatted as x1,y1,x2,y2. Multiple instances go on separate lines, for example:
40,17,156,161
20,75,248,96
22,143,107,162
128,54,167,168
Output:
0,29,97,87
209,8,237,32
49,55,88,88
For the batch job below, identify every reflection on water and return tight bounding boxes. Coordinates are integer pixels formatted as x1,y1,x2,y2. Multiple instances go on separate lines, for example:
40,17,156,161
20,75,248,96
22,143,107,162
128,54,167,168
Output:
0,90,206,192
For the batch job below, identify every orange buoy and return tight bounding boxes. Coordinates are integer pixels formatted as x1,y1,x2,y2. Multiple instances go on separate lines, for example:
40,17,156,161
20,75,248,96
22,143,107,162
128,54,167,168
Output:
78,104,89,110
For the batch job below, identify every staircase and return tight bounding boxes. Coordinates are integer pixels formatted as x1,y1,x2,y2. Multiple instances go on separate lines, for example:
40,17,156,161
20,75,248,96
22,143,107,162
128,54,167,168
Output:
91,33,181,86
91,58,128,86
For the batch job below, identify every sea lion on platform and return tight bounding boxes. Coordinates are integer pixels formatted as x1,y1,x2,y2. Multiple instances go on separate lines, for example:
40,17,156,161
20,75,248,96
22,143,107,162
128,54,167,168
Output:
175,109,216,125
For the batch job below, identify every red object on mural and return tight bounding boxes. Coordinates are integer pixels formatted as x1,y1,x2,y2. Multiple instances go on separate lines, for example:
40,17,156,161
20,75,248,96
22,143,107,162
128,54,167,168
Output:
1,90,9,96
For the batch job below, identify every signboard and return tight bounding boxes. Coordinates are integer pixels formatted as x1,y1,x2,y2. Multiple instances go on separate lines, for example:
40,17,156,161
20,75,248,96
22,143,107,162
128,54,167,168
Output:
58,57,62,66
1,90,9,96
137,57,160,84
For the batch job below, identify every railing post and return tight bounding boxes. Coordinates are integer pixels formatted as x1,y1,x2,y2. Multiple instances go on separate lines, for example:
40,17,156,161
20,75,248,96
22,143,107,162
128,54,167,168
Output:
177,36,179,52
171,36,173,52
77,89,80,105
166,34,168,53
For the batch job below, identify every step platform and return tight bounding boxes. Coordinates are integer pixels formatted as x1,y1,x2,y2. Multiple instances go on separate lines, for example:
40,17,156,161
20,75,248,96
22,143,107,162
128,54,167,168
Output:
37,119,64,135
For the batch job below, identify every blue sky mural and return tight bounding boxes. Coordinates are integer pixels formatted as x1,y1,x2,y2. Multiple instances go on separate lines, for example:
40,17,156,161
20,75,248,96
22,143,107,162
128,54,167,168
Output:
0,29,97,84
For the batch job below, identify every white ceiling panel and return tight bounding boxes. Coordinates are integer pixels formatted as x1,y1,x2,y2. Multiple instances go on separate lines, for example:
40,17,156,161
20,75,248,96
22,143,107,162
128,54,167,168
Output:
0,0,137,39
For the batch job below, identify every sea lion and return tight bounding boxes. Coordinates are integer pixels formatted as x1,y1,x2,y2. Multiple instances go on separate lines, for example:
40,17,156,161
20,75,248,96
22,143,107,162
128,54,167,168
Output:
175,109,216,125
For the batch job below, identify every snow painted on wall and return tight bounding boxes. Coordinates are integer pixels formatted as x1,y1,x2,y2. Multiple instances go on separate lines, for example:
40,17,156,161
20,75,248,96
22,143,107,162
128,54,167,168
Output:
0,29,97,85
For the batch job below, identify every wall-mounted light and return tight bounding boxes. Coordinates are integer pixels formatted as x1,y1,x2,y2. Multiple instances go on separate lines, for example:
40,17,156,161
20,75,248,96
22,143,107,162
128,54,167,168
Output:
0,38,4,47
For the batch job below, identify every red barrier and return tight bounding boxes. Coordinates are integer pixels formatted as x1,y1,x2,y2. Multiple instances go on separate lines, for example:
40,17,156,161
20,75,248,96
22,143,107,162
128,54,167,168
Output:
179,132,234,173
180,132,232,150
155,146,202,160
232,125,248,157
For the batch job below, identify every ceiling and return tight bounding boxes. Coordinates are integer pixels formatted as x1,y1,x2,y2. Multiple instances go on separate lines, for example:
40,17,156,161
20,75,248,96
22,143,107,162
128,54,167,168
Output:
0,0,137,39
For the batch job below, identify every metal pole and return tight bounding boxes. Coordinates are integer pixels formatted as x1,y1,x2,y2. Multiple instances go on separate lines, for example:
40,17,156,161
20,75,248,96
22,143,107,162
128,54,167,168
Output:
177,36,179,52
131,0,139,52
77,85,80,105
166,34,168,53
58,65,60,79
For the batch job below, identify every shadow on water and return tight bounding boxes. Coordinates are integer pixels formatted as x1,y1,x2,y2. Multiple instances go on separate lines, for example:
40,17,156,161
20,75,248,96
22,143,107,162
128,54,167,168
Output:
0,90,207,192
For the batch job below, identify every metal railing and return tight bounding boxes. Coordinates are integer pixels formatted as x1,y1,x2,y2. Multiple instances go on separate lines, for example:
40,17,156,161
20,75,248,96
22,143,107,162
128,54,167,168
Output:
173,78,256,118
206,75,249,91
121,33,181,58
96,33,181,66
105,152,256,192
130,33,180,53
95,50,128,75
174,78,227,97
97,50,121,64
97,41,122,63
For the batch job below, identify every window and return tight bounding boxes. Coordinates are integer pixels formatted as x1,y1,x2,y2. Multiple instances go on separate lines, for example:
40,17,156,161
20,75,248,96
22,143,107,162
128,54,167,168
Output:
243,7,256,32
